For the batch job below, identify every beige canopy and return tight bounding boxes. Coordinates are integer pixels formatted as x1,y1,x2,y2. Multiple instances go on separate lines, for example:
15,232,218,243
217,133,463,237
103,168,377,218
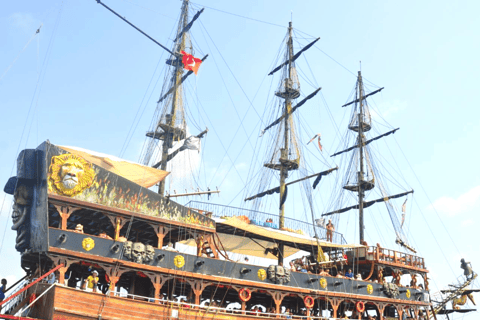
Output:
60,146,169,188
181,216,362,259
218,216,361,249
180,234,302,259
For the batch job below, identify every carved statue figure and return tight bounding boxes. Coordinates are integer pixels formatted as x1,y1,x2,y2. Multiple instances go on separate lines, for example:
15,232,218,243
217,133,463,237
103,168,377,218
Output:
460,259,475,279
123,241,133,260
452,292,476,310
267,265,290,284
410,274,417,289
393,270,402,285
423,274,429,291
131,242,146,264
195,235,204,257
11,184,33,252
377,267,384,284
145,245,155,263
48,154,95,197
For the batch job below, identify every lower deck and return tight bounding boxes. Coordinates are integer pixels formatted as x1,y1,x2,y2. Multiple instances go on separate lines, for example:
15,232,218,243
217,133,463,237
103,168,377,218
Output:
5,283,431,320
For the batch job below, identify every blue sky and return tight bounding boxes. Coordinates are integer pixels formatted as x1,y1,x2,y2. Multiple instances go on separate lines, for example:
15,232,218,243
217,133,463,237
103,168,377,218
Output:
1,0,479,317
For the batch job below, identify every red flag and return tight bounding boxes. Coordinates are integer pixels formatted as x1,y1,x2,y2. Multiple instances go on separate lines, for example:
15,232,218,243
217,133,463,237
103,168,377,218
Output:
306,134,323,152
180,51,202,75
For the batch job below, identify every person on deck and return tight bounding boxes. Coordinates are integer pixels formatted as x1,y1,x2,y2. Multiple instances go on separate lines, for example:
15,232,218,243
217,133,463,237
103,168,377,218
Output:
0,279,7,302
84,270,99,292
326,219,334,242
164,242,178,252
345,269,354,279
98,231,112,240
319,268,330,276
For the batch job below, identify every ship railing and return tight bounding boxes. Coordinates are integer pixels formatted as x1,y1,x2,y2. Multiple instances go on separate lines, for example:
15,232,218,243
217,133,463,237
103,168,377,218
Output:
361,246,425,269
1,278,29,315
111,291,337,319
1,276,57,316
186,201,347,245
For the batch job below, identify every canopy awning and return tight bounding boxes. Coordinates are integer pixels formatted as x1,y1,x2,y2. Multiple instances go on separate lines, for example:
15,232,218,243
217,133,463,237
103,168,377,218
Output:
210,216,363,256
180,233,303,259
60,146,169,188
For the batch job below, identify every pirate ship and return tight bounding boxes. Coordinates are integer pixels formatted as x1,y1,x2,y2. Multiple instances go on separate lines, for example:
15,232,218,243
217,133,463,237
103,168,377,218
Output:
0,1,476,320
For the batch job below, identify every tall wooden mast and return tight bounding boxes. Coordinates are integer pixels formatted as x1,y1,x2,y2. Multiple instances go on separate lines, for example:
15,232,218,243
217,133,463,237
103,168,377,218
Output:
245,23,323,265
157,0,189,196
323,72,415,250
357,71,366,243
277,22,295,265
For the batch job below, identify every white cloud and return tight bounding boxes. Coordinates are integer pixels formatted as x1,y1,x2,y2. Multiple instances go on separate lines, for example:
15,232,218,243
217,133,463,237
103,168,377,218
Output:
429,185,480,216
8,12,39,34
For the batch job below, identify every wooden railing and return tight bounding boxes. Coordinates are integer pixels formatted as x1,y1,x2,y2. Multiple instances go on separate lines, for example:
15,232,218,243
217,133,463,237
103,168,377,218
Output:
351,246,425,269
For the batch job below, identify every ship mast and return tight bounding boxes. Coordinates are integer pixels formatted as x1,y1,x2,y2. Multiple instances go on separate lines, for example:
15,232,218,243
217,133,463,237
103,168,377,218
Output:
357,71,366,243
323,73,415,250
157,0,189,196
245,23,327,266
277,22,295,264
95,0,208,197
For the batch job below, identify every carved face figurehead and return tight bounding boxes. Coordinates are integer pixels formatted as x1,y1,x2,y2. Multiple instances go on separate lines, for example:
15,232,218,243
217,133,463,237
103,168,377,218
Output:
11,184,33,252
123,241,133,260
132,242,146,264
48,154,95,197
60,158,84,190
145,245,155,263
12,185,31,230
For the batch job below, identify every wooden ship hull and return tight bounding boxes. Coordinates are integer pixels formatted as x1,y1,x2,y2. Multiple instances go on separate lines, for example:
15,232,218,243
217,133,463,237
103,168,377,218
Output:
1,142,432,320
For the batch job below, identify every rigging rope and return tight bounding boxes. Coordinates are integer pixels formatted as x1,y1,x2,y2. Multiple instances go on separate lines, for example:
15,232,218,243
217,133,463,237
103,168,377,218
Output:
0,25,42,82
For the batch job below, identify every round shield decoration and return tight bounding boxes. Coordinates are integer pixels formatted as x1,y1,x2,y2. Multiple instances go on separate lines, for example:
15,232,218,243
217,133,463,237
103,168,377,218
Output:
82,237,95,251
174,255,185,268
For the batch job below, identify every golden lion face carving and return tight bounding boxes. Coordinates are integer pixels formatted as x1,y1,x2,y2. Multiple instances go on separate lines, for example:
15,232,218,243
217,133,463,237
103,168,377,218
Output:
48,153,95,197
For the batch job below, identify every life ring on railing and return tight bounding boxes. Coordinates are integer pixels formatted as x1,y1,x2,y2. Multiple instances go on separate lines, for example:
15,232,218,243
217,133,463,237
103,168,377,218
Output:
239,288,252,302
304,295,314,308
356,301,365,313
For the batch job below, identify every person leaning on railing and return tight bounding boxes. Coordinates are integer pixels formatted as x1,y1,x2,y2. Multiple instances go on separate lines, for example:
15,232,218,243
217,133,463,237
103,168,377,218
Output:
0,279,7,302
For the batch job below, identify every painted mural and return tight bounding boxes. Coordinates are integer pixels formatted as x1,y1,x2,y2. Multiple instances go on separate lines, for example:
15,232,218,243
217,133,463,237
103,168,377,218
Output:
46,144,215,230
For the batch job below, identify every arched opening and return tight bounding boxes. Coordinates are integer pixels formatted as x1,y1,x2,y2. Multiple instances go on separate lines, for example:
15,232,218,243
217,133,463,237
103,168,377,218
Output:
116,271,154,299
160,277,192,303
384,304,400,319
403,306,417,319
312,297,333,318
281,294,308,318
64,262,108,293
120,220,158,246
246,290,276,315
199,284,238,309
364,302,381,319
48,206,114,238
337,299,358,319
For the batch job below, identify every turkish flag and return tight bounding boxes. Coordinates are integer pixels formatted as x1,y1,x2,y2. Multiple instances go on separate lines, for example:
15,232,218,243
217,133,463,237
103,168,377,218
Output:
180,51,202,75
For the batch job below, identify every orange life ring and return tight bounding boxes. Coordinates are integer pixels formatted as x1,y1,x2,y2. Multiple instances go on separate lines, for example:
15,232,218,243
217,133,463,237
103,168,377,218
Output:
356,301,365,313
304,296,314,308
239,288,251,302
